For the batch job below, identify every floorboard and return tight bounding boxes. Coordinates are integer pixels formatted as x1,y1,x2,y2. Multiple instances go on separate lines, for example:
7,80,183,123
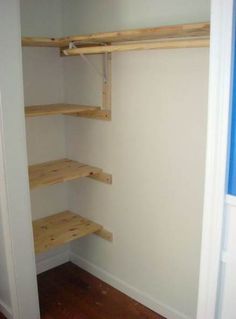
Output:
38,262,166,319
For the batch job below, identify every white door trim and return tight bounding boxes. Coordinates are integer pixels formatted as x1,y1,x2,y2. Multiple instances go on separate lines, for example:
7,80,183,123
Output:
197,0,235,318
0,91,19,318
0,1,40,318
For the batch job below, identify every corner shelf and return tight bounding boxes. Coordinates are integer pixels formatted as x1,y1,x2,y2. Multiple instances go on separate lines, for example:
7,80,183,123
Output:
33,211,113,254
29,158,112,189
25,103,111,121
22,22,210,54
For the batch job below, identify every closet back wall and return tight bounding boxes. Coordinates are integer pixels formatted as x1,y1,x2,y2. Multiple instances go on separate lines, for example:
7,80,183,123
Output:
65,48,209,319
61,0,210,35
62,1,209,319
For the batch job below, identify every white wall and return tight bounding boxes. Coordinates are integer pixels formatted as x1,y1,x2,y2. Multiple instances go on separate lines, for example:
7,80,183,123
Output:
20,1,210,318
0,0,40,318
62,2,210,318
62,0,210,35
20,0,63,37
64,48,209,319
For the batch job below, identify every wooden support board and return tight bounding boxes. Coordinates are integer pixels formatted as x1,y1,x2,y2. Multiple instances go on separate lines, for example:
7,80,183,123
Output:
29,159,112,189
67,109,111,121
22,22,210,48
63,38,209,56
33,211,113,254
25,104,100,117
88,171,112,184
102,53,112,110
25,104,111,120
22,37,62,47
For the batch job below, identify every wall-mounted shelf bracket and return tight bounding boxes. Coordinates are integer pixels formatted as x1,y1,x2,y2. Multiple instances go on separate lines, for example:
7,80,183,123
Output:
102,52,112,111
80,52,107,82
65,46,112,119
70,42,109,82
69,41,108,82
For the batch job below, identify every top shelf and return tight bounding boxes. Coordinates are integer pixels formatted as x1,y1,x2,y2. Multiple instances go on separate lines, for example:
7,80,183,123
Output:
22,22,210,54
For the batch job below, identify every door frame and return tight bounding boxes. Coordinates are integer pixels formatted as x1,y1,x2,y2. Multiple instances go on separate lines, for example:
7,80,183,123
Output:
197,0,235,318
0,0,234,319
0,1,40,318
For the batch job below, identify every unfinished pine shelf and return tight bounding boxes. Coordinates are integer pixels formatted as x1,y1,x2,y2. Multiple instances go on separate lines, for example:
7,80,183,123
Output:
25,104,111,121
25,104,98,117
29,158,112,189
22,22,210,55
33,211,113,254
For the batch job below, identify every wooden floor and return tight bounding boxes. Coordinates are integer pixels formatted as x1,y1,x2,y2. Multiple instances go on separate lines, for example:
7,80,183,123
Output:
38,262,166,319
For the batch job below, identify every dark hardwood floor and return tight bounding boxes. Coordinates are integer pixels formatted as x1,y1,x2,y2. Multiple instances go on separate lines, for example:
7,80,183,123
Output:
38,262,165,319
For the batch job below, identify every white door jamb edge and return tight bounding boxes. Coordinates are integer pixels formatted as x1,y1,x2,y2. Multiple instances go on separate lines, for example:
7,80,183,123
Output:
197,0,235,318
0,299,13,319
0,92,20,318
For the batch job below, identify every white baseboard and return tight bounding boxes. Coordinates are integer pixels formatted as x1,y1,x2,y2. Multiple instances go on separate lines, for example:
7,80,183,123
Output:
0,299,13,319
36,249,70,274
35,249,192,319
70,253,191,319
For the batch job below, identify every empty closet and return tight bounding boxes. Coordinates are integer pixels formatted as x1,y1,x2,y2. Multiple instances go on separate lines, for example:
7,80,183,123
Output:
20,1,210,318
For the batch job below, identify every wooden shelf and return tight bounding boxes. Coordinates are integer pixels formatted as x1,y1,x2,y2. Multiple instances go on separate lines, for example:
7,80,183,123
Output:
33,211,112,254
25,103,111,121
25,103,100,117
29,158,112,189
22,22,210,54
63,38,209,55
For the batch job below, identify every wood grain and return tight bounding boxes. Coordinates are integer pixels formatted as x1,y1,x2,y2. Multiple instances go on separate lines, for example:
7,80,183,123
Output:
22,22,210,48
29,159,101,189
63,38,209,56
61,22,210,45
88,171,112,184
33,211,103,254
38,262,166,319
22,37,61,47
95,228,113,241
67,109,111,121
25,104,100,117
102,53,112,110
